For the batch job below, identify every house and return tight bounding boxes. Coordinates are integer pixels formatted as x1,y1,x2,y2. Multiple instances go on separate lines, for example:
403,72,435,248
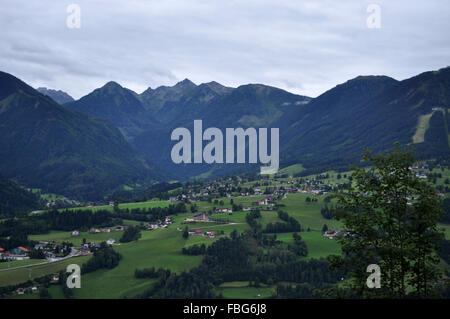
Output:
165,216,173,223
323,230,337,239
115,225,125,231
51,275,60,284
188,229,203,236
16,288,25,295
34,242,48,250
242,206,252,211
192,213,209,222
109,201,115,206
89,228,101,234
106,238,115,245
10,246,29,256
71,230,80,236
253,199,268,206
323,230,349,239
77,247,91,256
147,223,159,230
0,247,4,256
102,228,112,233
31,286,38,293
206,231,215,238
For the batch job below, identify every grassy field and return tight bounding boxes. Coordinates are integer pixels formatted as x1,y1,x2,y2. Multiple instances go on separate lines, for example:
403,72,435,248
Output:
7,284,66,299
0,256,91,287
61,200,170,212
0,258,45,270
28,219,142,246
195,192,343,232
72,225,213,298
412,111,435,144
5,170,448,298
279,164,305,177
29,230,125,247
276,231,341,259
217,286,275,299
280,193,342,231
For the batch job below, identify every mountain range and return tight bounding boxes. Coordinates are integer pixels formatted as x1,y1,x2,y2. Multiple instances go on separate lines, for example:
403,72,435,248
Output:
1,67,449,200
0,72,161,200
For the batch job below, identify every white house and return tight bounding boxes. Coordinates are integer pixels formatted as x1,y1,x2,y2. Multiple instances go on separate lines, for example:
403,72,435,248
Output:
71,230,80,236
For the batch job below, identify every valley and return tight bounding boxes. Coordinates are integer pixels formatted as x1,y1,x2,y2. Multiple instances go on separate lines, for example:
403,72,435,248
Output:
1,67,450,299
1,163,449,299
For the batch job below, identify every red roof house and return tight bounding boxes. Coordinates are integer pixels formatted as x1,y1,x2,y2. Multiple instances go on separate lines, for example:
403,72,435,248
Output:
18,246,29,252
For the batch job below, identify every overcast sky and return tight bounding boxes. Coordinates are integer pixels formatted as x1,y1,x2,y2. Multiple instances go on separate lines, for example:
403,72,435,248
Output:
1,0,449,99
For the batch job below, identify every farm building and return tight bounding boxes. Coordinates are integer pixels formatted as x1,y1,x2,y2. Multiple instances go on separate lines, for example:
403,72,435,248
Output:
189,229,203,236
192,213,209,222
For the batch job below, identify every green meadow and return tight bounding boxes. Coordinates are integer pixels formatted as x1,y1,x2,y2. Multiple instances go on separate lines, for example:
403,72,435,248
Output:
279,164,305,177
0,256,91,287
217,283,275,299
4,173,449,298
73,226,213,298
60,200,170,213
0,258,44,270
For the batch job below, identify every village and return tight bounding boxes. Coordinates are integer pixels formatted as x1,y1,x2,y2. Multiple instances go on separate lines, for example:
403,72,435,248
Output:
1,160,446,299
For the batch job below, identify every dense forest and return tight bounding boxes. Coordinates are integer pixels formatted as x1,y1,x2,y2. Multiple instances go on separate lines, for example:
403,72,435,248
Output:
263,210,302,233
81,243,122,274
0,175,41,217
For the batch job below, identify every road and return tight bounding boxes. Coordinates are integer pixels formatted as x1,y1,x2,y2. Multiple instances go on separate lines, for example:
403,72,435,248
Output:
0,248,79,272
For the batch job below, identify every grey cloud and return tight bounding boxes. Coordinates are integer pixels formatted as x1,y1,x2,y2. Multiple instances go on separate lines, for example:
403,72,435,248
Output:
0,0,448,99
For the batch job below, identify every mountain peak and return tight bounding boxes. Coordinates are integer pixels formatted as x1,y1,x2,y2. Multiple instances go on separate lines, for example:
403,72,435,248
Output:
36,87,74,105
352,75,397,82
102,81,123,90
199,81,233,95
174,78,196,88
330,75,398,94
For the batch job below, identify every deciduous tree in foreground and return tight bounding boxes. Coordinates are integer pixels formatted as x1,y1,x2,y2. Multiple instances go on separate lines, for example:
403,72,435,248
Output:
328,146,444,298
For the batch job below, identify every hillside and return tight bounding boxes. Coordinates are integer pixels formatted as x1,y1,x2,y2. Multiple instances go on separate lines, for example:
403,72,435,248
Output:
280,67,450,169
0,175,41,217
132,82,311,179
140,78,198,114
65,81,161,139
0,71,161,200
8,67,449,185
